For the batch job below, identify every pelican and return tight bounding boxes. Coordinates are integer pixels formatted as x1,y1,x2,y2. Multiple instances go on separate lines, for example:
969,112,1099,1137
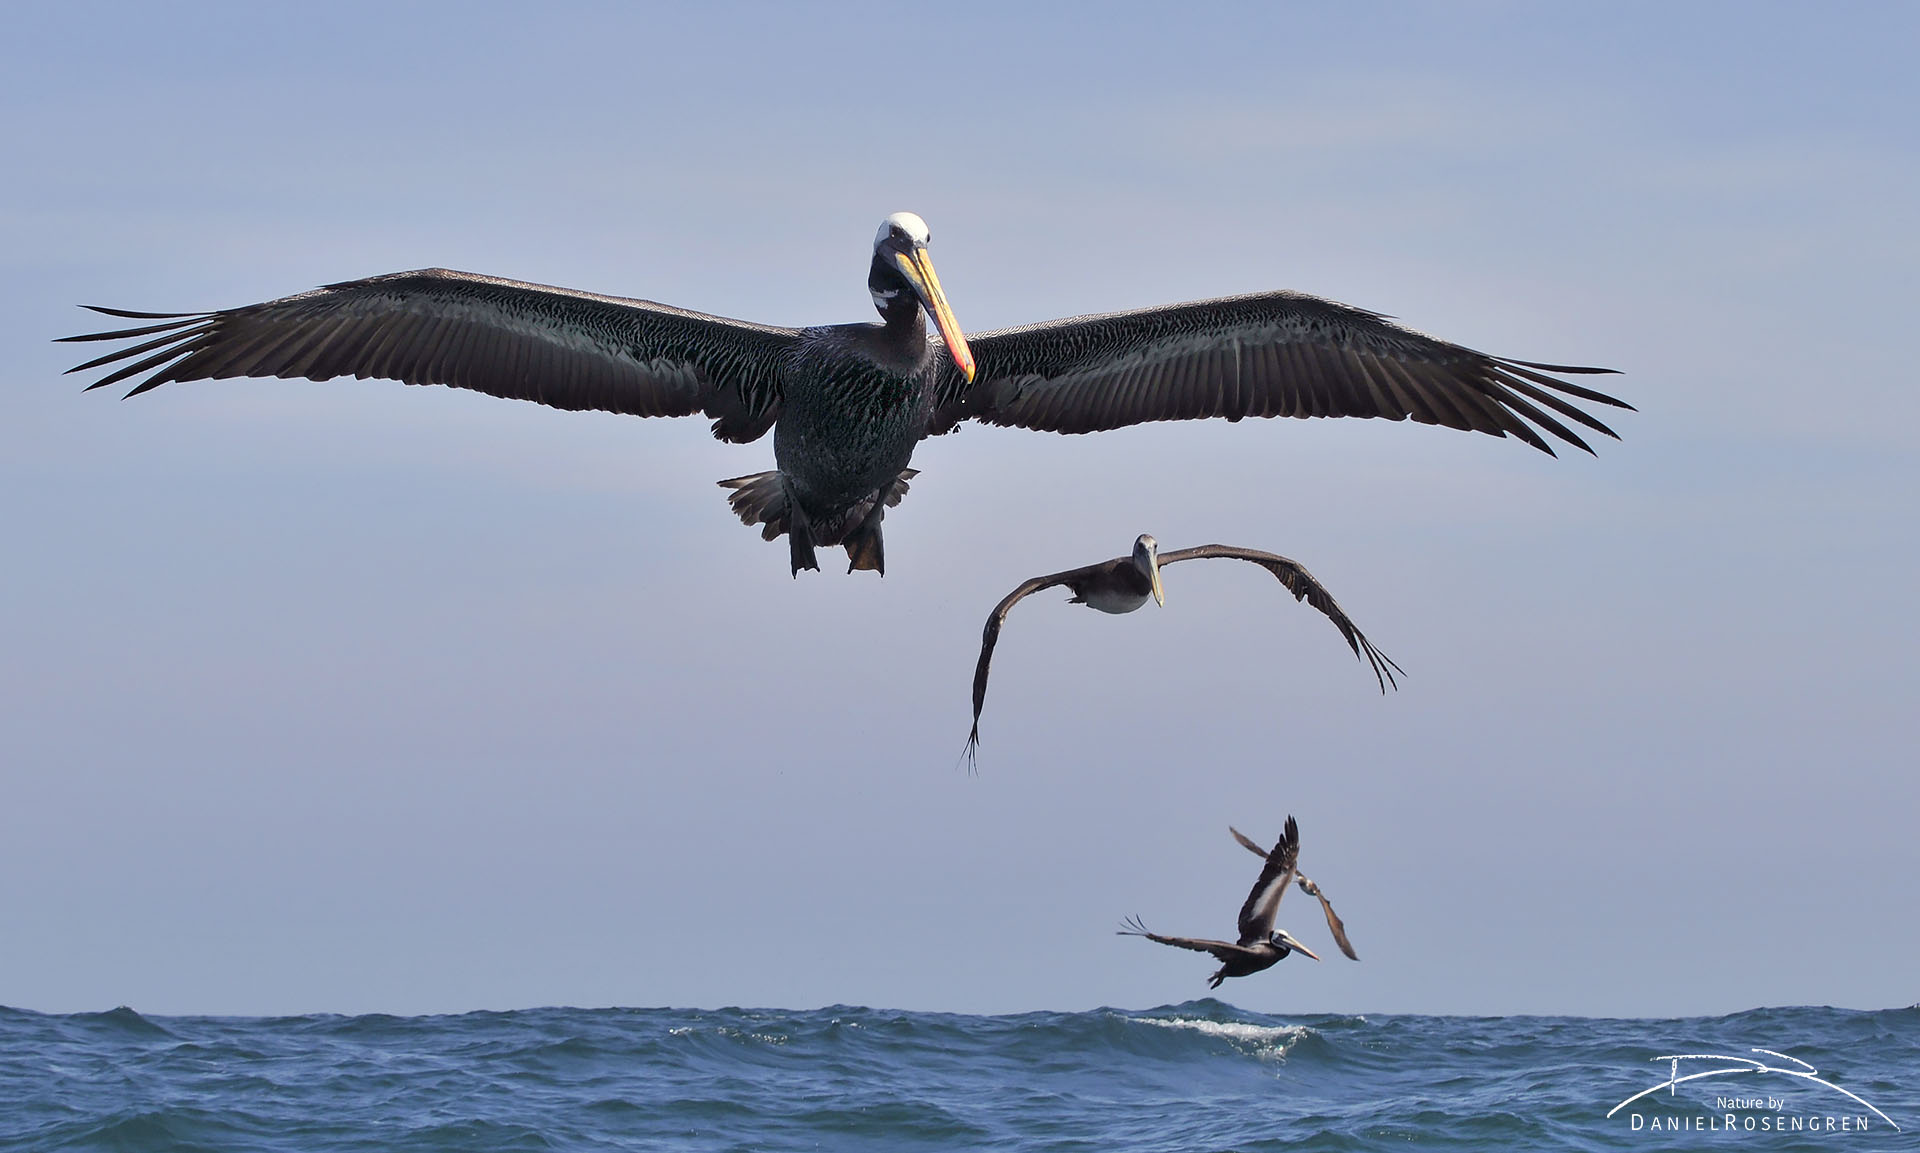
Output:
1231,826,1358,960
966,535,1400,756
1120,815,1339,988
61,212,1629,575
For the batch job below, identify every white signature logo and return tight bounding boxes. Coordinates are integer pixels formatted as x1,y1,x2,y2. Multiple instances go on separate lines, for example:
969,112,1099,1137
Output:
1608,1047,1900,1132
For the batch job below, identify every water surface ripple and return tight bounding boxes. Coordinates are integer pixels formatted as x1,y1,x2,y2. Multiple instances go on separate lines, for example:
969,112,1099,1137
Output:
4,1003,1915,1150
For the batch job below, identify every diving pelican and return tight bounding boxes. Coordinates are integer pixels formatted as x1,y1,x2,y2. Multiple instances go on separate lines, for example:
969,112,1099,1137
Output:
61,212,1629,575
1120,814,1337,988
1231,825,1358,960
966,535,1400,756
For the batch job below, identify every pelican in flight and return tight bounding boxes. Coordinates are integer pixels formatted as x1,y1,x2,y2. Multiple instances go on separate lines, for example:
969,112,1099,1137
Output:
1121,815,1348,988
966,535,1400,757
61,212,1629,576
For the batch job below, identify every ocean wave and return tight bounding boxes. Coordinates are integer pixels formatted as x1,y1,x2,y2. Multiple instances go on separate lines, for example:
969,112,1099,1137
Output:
2,1004,1912,1151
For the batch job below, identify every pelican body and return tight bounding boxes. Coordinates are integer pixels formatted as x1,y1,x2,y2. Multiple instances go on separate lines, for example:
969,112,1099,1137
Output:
1070,533,1168,614
733,213,974,573
1121,815,1335,988
62,212,1630,576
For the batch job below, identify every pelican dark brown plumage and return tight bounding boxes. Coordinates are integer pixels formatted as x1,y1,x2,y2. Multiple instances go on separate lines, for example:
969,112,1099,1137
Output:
1120,815,1353,988
1231,825,1358,961
61,212,1629,575
966,535,1401,758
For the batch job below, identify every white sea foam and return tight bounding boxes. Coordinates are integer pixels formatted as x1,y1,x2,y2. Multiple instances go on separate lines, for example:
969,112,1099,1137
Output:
717,1027,789,1045
1132,1016,1310,1059
667,1024,788,1045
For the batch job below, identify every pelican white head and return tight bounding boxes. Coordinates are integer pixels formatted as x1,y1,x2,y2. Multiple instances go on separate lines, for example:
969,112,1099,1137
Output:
875,211,931,250
868,211,974,382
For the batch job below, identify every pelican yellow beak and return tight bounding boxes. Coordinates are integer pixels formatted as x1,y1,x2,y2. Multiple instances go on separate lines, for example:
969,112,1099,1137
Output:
1142,538,1165,606
1279,933,1321,961
894,247,975,382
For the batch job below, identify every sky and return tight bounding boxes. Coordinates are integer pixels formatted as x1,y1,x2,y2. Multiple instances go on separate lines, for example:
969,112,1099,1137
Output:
2,2,1915,1019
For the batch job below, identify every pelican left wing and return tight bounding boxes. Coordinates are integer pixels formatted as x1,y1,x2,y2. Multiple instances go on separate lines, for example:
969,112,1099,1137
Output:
61,269,799,443
1298,876,1359,961
930,292,1628,455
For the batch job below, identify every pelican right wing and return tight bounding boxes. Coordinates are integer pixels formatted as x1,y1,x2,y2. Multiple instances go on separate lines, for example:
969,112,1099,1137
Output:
1117,917,1256,964
965,562,1107,763
61,269,799,444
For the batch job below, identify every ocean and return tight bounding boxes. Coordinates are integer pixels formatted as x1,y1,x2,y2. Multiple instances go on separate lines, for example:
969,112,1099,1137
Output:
3,1003,1914,1151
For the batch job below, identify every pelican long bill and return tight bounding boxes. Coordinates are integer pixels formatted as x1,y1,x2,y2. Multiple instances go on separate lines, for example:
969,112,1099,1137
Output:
1276,932,1320,962
1145,542,1166,607
892,247,974,382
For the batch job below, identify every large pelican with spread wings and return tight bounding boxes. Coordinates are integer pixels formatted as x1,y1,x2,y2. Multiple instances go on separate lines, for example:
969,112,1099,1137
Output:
63,212,1628,575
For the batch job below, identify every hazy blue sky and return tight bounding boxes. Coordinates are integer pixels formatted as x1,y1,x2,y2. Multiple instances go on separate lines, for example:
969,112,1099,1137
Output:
3,2,1915,1018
